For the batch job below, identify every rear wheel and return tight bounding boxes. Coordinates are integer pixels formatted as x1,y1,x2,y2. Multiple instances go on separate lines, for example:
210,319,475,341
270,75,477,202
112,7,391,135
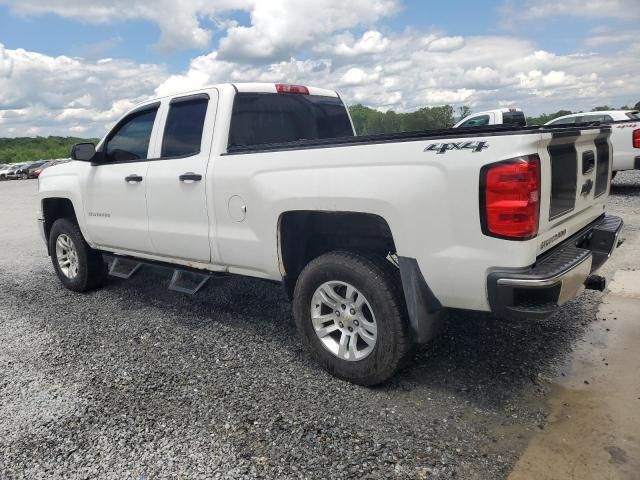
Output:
49,218,107,292
293,251,411,386
21,173,28,180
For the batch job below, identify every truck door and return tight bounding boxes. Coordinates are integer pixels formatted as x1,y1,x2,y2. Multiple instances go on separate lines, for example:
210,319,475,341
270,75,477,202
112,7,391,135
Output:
145,90,218,262
83,103,160,253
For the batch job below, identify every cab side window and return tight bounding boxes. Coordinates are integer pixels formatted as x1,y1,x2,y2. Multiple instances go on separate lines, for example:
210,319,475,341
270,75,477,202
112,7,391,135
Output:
460,115,490,128
161,96,209,158
105,107,158,163
549,116,576,125
582,114,613,124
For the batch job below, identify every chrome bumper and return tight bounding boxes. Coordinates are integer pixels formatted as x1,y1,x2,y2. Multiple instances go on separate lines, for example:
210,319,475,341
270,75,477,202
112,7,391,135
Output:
487,215,623,319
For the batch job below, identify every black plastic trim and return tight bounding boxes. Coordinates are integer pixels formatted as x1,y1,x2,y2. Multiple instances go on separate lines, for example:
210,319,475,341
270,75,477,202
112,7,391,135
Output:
487,214,623,319
223,124,609,156
548,135,578,220
169,93,209,104
397,256,443,344
635,156,640,170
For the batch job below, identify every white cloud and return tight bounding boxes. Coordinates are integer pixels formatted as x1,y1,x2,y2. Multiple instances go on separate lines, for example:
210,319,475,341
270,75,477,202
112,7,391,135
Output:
585,30,637,47
501,0,640,21
0,45,167,136
324,31,391,57
217,0,398,61
426,36,465,52
0,0,253,51
1,1,640,137
156,31,640,117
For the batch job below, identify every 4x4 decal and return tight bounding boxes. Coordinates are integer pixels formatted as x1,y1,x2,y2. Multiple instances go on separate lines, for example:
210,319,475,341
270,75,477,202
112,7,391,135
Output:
424,141,489,154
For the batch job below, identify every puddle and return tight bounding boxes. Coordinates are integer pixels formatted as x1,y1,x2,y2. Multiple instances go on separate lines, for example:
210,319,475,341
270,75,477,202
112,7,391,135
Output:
508,271,640,480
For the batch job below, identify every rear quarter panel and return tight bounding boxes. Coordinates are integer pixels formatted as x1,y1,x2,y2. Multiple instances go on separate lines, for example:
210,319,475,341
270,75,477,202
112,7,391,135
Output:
211,132,558,310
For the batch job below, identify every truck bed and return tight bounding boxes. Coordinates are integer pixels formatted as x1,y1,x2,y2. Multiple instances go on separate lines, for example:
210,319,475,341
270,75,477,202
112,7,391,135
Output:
226,124,609,155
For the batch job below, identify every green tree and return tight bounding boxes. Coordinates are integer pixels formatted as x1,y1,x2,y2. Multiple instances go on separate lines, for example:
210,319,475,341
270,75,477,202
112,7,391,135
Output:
0,136,98,163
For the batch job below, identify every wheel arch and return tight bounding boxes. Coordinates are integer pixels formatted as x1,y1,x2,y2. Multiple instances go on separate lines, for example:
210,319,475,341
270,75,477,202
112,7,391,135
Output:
278,210,397,297
41,197,79,253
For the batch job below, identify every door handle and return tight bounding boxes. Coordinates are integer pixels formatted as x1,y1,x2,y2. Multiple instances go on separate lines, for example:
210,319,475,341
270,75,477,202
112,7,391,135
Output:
179,172,202,182
125,174,143,183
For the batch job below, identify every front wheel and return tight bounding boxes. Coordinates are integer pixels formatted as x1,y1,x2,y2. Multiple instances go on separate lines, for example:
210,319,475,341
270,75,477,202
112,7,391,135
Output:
49,218,107,292
293,251,411,386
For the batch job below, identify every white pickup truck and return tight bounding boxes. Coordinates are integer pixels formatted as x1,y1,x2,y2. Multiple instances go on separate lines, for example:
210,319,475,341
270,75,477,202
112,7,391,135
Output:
38,83,623,385
545,110,640,174
454,108,527,128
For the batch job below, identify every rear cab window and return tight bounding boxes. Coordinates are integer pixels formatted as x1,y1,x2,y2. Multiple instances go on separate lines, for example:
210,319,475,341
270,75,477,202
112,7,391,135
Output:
502,111,526,127
228,93,354,148
581,114,614,124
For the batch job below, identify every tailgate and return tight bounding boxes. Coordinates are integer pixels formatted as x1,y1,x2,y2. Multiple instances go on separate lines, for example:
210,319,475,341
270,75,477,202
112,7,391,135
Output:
536,127,611,254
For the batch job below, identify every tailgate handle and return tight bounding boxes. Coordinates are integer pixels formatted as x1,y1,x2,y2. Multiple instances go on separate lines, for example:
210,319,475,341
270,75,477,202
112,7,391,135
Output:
582,151,595,175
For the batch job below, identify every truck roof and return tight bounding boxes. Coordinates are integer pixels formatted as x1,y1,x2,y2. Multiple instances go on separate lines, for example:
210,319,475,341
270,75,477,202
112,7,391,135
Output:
545,110,639,124
147,83,339,106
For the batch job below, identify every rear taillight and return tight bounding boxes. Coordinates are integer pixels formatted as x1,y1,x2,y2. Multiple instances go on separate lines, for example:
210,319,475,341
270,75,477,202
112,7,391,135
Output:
633,129,640,149
276,83,309,95
480,155,540,240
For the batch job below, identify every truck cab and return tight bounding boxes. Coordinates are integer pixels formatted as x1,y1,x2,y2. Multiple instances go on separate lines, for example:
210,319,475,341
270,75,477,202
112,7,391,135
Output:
454,108,527,128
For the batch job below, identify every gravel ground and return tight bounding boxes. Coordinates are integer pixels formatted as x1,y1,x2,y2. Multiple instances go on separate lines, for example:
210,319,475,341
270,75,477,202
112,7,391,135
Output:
0,172,638,479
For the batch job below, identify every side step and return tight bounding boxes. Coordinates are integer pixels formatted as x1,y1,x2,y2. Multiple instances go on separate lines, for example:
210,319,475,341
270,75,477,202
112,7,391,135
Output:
103,254,214,296
168,270,210,295
108,257,142,279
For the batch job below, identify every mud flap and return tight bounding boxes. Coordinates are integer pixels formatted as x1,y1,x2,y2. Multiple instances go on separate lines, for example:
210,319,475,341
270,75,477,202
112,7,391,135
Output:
397,256,443,344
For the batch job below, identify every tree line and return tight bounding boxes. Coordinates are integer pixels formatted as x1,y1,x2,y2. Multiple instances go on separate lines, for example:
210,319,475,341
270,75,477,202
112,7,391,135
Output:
348,101,640,135
0,100,638,163
0,136,97,164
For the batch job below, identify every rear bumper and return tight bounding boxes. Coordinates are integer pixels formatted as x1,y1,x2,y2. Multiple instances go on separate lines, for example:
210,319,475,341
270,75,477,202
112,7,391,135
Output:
635,155,640,170
487,215,623,319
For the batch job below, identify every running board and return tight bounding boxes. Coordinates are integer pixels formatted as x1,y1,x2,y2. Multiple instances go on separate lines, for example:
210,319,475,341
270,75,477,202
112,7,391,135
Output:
108,257,142,279
168,270,209,295
103,254,217,296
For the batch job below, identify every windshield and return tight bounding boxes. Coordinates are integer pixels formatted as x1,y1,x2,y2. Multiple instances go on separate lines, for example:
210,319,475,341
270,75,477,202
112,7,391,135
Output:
228,93,354,148
626,111,640,120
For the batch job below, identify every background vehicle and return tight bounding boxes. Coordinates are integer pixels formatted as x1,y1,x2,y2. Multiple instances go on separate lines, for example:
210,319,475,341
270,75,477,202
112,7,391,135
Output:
545,111,640,174
454,108,527,128
28,160,69,178
0,164,10,180
37,83,621,385
15,161,47,179
5,163,29,180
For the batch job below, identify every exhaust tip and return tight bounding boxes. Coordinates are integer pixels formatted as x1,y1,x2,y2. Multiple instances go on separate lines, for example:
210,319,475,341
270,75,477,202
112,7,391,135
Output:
585,274,607,292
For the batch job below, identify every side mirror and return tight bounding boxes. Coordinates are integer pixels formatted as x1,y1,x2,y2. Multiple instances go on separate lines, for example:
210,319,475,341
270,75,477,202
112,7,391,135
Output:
71,143,96,162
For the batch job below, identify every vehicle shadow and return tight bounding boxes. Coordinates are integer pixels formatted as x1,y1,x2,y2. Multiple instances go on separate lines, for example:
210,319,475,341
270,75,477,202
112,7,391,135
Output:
106,265,596,407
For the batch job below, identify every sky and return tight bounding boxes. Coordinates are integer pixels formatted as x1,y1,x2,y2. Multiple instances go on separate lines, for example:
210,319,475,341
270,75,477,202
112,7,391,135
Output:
0,0,639,137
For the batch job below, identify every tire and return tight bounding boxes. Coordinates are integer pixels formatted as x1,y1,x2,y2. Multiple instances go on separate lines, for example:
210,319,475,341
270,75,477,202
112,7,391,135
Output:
21,173,27,180
49,218,107,292
293,250,411,386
